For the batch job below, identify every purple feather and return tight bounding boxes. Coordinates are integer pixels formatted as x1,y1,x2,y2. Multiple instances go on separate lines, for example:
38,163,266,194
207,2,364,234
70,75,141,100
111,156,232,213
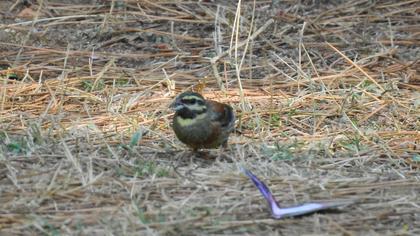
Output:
241,167,354,219
241,167,279,207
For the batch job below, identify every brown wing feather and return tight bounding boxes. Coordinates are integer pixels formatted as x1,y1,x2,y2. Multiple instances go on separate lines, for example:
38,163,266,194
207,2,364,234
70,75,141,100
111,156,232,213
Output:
206,100,235,129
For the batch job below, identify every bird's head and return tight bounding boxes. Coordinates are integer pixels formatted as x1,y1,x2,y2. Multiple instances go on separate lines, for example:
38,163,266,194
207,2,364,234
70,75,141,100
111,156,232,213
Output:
170,92,207,117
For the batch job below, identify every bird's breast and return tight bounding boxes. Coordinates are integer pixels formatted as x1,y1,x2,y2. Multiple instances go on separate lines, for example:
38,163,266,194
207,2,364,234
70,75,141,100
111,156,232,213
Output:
174,113,207,127
173,114,222,148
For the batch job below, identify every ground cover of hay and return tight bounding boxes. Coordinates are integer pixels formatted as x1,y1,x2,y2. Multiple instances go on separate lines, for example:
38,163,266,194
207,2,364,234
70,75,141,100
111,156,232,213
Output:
1,0,419,235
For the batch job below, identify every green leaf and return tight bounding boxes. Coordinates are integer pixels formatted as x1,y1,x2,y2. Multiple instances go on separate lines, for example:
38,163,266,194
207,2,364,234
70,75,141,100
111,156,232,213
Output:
412,155,420,162
129,129,143,147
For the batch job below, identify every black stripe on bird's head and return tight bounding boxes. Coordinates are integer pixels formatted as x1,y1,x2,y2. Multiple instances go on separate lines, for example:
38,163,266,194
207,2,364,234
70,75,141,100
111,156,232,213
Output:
170,92,207,118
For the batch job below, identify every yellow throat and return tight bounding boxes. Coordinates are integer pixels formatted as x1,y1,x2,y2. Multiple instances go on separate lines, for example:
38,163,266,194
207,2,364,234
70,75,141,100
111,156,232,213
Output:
176,113,207,127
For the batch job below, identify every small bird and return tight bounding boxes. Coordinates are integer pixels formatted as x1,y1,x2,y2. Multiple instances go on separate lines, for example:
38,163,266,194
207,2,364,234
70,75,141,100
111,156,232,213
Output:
170,91,235,151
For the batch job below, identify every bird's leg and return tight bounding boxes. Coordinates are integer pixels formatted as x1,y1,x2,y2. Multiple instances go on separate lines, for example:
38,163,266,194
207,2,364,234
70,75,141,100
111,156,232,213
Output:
216,141,232,162
185,148,200,176
222,140,228,149
216,147,223,162
190,148,199,165
172,151,187,177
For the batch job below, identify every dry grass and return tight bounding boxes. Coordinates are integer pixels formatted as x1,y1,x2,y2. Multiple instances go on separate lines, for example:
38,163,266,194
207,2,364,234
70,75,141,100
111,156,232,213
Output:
1,0,419,235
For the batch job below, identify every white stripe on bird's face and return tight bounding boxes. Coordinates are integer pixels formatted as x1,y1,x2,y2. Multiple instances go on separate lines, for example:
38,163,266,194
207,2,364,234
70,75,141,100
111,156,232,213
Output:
171,100,206,112
181,95,204,101
187,103,206,112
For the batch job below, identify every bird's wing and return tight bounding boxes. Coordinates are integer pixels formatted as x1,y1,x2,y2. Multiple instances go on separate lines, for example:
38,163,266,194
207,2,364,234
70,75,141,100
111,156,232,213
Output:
207,101,235,129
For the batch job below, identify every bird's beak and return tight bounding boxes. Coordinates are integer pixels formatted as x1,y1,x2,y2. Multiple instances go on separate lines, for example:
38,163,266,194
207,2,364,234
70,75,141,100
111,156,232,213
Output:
169,100,184,111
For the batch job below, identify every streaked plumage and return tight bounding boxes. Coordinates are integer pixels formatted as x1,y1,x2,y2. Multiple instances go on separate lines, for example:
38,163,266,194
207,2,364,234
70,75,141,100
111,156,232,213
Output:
170,92,235,150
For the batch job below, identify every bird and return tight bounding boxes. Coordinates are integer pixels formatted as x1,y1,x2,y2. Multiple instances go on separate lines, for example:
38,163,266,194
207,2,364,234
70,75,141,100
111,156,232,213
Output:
169,91,235,151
